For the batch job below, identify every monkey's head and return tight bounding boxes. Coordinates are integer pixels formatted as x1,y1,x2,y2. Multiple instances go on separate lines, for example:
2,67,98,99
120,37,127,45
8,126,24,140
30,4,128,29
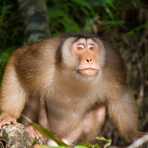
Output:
59,33,106,80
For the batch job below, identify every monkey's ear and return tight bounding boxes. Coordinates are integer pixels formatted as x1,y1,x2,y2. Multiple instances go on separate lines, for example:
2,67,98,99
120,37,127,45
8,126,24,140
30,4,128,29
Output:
60,37,78,68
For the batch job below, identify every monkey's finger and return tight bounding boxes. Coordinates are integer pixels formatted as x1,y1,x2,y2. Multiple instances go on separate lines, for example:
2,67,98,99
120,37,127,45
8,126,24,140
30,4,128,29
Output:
0,118,17,128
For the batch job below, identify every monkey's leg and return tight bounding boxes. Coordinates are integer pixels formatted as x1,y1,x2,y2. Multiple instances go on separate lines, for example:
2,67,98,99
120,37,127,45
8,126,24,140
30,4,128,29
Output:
54,106,106,145
0,57,26,127
22,96,48,140
80,105,106,143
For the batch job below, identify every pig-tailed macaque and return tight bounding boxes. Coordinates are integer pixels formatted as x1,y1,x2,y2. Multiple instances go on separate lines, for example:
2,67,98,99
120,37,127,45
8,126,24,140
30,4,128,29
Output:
0,33,142,145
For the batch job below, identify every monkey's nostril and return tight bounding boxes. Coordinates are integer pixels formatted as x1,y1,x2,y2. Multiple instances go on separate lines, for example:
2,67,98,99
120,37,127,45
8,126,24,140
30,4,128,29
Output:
86,59,92,63
86,59,89,62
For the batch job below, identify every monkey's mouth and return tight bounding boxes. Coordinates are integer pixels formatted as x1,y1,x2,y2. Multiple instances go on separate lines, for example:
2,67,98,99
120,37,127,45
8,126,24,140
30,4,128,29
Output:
78,68,99,76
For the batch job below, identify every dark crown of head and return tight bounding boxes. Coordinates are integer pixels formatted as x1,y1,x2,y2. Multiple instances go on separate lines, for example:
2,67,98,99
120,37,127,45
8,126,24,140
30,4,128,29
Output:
64,32,98,39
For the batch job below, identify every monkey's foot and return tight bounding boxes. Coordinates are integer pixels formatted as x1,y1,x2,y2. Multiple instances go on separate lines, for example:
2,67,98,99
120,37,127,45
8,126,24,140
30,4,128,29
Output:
0,113,17,128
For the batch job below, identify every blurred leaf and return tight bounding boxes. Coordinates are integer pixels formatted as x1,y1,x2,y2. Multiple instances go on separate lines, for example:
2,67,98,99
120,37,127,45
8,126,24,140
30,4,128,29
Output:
96,137,111,148
74,145,89,148
38,145,69,148
74,143,101,148
95,0,114,7
105,0,114,8
71,0,92,10
48,8,80,33
32,123,69,147
126,22,148,36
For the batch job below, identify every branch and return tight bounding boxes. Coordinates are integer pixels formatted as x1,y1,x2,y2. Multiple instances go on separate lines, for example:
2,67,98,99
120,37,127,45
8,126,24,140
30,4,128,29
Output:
127,134,148,148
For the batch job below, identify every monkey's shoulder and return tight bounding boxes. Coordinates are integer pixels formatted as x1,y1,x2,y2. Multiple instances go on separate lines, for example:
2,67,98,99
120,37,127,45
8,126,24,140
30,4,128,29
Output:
15,38,61,58
104,46,127,84
9,38,61,86
12,38,64,70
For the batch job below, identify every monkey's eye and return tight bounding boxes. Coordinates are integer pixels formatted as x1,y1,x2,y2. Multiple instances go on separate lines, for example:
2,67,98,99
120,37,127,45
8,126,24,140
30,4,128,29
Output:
88,44,95,50
77,44,85,50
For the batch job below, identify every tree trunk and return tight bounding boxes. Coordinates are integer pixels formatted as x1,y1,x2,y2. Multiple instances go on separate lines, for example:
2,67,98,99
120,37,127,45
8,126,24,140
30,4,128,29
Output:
17,0,50,43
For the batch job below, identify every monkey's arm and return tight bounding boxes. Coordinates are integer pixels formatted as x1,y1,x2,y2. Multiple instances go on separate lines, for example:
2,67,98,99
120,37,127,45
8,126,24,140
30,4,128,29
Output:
0,56,26,123
107,86,140,142
103,46,143,142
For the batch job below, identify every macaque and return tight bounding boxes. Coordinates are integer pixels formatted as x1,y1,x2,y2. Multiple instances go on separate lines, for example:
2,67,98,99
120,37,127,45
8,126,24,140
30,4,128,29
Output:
0,33,141,145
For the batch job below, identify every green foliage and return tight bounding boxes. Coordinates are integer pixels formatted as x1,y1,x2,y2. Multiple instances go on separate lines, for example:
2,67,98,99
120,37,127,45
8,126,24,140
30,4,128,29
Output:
0,48,14,83
0,0,144,49
32,123,68,146
46,0,126,34
0,0,24,49
47,0,95,34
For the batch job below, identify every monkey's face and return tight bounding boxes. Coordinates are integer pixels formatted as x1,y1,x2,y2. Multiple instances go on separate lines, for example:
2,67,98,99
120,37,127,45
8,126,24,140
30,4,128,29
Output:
72,38,100,77
61,37,105,79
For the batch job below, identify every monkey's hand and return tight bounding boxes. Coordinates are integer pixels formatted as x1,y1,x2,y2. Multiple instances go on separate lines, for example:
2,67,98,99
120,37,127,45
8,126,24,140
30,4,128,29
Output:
0,113,17,128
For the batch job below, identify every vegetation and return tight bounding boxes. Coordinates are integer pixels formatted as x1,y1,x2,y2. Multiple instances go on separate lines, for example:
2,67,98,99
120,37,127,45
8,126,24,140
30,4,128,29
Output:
0,0,146,47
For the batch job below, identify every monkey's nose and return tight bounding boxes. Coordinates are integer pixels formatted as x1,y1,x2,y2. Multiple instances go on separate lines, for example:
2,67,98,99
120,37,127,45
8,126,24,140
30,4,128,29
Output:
86,58,93,63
